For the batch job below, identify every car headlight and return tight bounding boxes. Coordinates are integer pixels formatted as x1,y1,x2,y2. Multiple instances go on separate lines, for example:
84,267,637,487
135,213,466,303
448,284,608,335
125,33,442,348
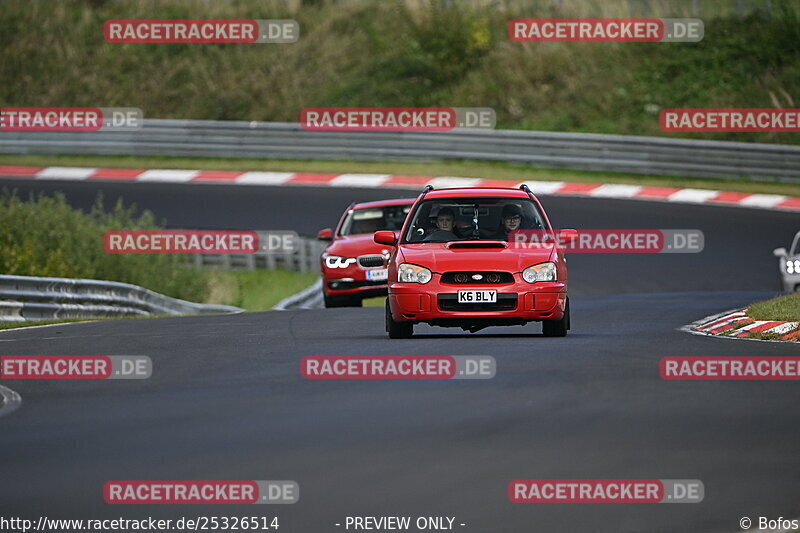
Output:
324,255,357,269
398,263,432,284
522,262,557,283
788,260,800,274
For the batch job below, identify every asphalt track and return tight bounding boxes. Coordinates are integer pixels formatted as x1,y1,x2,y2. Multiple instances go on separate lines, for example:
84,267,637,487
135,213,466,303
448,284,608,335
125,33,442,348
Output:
1,177,799,532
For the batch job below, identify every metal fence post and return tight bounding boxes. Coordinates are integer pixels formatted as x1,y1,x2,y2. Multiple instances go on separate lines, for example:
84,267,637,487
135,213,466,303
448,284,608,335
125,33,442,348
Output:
298,239,308,274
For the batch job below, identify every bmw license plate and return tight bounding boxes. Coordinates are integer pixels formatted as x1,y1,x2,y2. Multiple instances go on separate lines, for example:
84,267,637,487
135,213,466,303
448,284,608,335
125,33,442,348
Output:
366,268,388,281
457,290,497,303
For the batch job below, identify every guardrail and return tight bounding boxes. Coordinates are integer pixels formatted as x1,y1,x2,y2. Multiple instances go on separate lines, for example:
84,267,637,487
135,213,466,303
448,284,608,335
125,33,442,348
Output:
0,274,242,322
2,119,799,182
272,279,324,311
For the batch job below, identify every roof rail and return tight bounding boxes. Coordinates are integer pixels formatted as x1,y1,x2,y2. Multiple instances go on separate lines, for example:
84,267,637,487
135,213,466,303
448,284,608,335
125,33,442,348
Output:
421,184,434,197
519,183,532,194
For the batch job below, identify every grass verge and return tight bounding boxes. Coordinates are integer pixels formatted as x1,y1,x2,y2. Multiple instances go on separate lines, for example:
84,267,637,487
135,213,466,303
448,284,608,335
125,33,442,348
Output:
206,269,319,312
2,154,799,198
748,292,800,321
363,297,385,308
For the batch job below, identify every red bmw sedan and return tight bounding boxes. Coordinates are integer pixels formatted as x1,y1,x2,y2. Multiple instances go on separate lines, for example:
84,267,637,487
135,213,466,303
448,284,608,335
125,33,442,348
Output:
318,198,414,307
375,185,577,338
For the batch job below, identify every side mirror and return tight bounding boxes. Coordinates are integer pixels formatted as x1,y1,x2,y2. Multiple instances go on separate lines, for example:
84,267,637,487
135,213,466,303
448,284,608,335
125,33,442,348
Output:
558,229,579,244
773,247,787,258
374,230,397,246
317,228,333,241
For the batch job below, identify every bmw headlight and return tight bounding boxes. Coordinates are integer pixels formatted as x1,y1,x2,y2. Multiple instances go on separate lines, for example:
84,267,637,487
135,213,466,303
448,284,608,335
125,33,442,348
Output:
324,255,357,269
398,263,432,284
522,262,557,283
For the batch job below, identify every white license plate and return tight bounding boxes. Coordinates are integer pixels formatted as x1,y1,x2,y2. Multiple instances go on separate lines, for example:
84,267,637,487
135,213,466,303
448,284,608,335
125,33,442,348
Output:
366,268,388,281
457,290,497,303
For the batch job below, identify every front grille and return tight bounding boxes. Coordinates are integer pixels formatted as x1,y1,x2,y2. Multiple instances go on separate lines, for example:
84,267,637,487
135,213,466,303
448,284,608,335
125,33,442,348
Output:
358,254,386,268
438,294,517,311
441,271,514,285
328,279,386,290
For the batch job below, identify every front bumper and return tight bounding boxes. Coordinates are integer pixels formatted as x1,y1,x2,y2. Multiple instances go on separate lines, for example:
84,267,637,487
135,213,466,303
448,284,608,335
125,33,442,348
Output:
388,276,567,324
324,277,388,299
322,261,389,298
780,273,800,292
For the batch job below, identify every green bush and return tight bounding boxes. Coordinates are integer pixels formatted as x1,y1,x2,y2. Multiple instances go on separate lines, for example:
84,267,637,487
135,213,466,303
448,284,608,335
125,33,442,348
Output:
0,190,209,301
0,0,798,142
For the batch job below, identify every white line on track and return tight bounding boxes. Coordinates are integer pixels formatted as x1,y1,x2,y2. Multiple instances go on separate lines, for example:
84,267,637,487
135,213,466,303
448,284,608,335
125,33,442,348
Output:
35,167,97,180
236,171,295,185
667,188,720,203
137,169,199,182
588,184,643,198
329,174,390,187
0,320,98,337
0,384,22,418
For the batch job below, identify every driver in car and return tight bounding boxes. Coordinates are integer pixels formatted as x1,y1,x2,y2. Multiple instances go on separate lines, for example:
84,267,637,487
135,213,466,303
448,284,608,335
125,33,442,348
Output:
424,207,459,242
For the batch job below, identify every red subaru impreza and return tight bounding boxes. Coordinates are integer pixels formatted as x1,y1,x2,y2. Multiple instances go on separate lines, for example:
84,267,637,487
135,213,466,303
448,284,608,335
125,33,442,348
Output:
318,198,415,307
375,185,576,338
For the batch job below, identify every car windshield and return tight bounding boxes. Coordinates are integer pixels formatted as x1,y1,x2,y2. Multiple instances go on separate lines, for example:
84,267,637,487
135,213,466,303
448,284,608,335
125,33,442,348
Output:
339,204,412,236
402,197,547,244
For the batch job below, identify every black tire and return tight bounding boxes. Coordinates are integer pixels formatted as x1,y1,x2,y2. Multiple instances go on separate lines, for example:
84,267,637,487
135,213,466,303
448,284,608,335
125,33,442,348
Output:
542,298,569,337
386,299,413,338
324,293,362,308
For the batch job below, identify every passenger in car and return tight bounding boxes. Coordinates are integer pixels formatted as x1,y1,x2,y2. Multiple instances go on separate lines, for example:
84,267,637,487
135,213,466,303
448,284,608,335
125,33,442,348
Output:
487,204,525,241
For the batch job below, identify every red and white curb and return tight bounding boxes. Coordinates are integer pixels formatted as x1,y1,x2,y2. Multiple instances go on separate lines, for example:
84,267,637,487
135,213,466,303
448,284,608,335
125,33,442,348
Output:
1,165,799,212
683,308,800,343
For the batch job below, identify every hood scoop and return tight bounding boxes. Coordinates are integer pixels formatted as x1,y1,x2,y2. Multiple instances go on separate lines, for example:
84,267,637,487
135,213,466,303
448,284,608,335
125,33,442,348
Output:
447,241,507,249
